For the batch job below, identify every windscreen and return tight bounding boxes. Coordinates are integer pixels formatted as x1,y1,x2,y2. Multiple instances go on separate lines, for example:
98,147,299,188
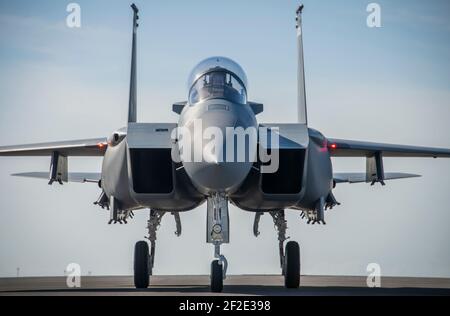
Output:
189,70,247,104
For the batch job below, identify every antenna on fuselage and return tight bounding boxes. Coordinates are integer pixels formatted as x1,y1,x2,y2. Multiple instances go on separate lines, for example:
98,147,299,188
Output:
295,4,308,125
128,3,139,123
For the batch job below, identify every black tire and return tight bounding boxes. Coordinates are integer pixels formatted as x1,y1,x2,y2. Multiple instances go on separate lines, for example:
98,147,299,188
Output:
211,260,223,293
134,241,149,289
284,241,300,288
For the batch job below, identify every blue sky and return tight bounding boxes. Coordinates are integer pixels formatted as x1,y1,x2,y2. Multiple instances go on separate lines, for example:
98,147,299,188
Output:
0,0,449,277
1,0,449,130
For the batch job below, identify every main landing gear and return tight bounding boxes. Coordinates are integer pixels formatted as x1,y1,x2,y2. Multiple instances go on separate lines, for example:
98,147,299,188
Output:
133,209,181,289
134,240,150,288
284,240,300,288
133,206,300,292
132,198,229,293
254,210,301,288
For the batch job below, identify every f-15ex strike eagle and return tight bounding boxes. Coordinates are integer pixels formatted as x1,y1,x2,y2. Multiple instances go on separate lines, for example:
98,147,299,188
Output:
1,4,449,292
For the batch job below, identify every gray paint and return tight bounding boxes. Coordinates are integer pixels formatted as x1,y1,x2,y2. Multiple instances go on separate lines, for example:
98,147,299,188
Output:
296,5,308,125
127,4,139,123
179,99,257,195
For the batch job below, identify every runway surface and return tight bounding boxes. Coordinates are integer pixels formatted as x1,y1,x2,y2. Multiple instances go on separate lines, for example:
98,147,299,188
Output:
1,275,449,296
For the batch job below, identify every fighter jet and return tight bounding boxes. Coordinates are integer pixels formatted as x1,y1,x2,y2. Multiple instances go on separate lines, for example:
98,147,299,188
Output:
1,4,449,292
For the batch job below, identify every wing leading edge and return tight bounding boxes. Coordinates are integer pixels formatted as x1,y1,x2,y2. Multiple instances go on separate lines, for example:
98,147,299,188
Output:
327,138,450,158
0,138,107,185
0,138,107,157
12,172,101,184
327,138,450,185
334,172,421,184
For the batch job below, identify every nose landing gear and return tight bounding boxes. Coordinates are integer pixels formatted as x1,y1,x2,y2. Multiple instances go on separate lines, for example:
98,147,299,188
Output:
207,193,229,293
211,243,228,293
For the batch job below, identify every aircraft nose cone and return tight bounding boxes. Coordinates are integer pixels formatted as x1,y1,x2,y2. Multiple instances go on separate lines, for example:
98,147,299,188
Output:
192,161,250,194
180,103,257,195
203,147,223,165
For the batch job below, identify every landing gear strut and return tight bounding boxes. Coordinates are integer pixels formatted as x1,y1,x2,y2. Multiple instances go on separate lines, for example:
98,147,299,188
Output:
133,209,166,289
145,210,165,277
269,210,300,288
269,210,289,272
207,193,229,293
211,245,225,293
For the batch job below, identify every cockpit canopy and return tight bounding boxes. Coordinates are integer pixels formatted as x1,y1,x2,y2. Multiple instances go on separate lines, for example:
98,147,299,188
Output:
188,57,248,105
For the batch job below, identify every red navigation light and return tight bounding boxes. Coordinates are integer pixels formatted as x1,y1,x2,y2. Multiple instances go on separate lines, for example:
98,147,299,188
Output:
330,143,337,149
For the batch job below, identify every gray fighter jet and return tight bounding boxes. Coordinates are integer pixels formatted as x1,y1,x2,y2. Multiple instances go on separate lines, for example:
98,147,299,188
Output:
1,4,449,292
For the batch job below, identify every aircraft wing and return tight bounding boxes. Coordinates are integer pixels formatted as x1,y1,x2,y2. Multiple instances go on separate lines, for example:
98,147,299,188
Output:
0,138,107,157
327,138,450,158
334,172,420,184
12,172,101,184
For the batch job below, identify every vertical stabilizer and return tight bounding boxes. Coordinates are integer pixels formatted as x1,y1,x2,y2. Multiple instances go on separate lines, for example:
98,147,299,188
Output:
128,4,139,123
295,5,308,125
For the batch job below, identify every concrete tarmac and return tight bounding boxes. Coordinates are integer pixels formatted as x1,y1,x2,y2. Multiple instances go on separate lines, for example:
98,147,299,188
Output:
1,275,449,296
